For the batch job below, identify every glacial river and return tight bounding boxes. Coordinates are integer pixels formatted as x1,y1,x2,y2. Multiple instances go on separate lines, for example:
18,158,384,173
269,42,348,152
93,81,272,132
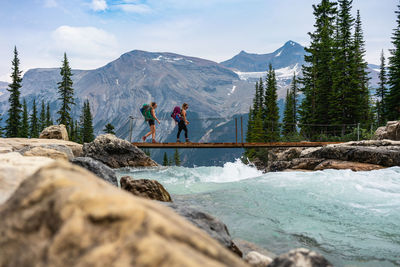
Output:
117,160,400,267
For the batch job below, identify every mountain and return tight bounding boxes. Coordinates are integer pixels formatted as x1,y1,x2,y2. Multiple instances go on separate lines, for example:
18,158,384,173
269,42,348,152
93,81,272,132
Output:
221,40,306,72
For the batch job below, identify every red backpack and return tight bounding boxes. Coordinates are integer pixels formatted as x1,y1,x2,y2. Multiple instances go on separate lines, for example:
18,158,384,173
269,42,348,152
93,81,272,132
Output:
171,106,181,122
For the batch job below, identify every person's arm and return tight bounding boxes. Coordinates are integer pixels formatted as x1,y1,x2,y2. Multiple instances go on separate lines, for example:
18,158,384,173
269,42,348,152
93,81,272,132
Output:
182,110,189,124
152,108,160,124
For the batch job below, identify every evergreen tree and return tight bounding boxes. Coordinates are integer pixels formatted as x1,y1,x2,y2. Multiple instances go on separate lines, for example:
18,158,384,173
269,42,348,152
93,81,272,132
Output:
80,100,94,143
6,47,23,137
39,100,46,132
263,64,280,141
20,99,29,138
163,152,169,166
103,123,115,134
46,102,53,127
57,53,74,127
352,10,371,126
174,148,181,166
29,99,39,138
282,82,297,137
299,0,337,137
376,50,388,126
387,3,400,120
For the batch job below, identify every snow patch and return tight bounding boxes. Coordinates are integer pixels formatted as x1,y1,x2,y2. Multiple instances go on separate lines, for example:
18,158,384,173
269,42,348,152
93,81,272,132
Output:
152,55,193,63
116,79,119,85
230,85,236,94
275,49,283,57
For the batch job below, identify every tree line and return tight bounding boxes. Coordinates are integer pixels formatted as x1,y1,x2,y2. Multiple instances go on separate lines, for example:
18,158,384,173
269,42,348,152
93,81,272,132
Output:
246,0,400,154
1,49,100,143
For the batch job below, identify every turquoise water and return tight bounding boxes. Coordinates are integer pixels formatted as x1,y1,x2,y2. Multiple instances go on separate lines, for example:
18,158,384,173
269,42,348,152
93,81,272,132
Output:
117,161,400,267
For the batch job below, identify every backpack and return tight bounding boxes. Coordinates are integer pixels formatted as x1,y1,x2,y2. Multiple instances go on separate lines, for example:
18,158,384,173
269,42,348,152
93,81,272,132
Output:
171,106,181,122
140,104,153,121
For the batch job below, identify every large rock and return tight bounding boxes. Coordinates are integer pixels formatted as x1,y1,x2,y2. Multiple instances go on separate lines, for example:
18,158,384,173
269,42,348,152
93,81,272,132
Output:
39,124,69,141
373,121,400,140
0,138,82,158
83,134,158,168
0,152,54,205
268,248,332,267
314,159,384,171
165,201,243,257
120,176,172,202
244,251,272,267
23,147,69,161
71,157,118,186
0,161,247,267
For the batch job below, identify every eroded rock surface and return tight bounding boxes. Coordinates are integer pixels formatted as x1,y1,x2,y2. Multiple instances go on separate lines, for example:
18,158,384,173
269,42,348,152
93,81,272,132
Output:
268,248,332,267
120,176,171,201
39,124,69,140
373,121,400,141
83,134,158,168
0,161,247,267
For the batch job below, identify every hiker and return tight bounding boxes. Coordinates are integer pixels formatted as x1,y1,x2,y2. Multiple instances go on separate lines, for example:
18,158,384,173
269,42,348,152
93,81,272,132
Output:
142,102,160,143
177,103,190,143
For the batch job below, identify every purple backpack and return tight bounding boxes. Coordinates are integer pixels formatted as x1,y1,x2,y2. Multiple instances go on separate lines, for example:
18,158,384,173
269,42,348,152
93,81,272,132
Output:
171,106,181,122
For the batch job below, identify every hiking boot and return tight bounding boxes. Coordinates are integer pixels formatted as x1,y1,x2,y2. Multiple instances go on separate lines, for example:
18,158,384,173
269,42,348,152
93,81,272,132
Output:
176,139,181,143
185,138,191,143
142,136,146,142
152,139,158,143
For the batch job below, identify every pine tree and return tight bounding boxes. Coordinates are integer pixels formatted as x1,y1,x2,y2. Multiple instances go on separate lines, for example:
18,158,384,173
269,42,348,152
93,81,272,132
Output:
387,3,400,120
80,100,94,143
46,102,53,127
20,99,29,138
103,123,115,134
57,53,74,127
263,64,280,141
174,148,181,166
39,100,46,132
29,99,39,138
299,0,337,137
163,152,169,166
282,88,296,136
376,50,388,126
352,10,371,126
6,47,23,137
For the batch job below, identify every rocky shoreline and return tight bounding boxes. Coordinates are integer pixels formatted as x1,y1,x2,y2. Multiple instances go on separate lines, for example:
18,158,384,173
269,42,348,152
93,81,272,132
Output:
3,123,399,266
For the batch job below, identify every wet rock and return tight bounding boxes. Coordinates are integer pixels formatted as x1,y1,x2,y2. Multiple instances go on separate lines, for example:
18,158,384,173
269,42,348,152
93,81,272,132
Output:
373,121,400,140
244,251,272,267
234,239,276,259
165,201,243,257
39,124,69,140
23,147,69,161
314,159,384,171
71,157,118,186
0,161,247,267
120,176,171,202
268,248,332,267
83,134,158,168
0,152,54,205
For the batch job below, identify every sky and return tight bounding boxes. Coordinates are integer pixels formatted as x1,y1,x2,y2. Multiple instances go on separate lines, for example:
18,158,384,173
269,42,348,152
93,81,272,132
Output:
0,0,397,81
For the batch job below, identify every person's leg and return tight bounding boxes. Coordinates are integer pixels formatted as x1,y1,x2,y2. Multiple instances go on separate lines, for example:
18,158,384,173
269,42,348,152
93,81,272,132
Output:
151,125,156,142
183,124,188,139
177,121,183,141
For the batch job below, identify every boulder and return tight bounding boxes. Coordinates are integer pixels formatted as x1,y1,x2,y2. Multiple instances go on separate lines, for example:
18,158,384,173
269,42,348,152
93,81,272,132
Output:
268,248,332,267
39,124,69,141
23,147,69,161
244,251,273,267
165,201,242,257
373,121,400,140
0,161,247,267
0,138,82,157
314,159,384,171
83,134,158,168
120,176,172,202
0,152,54,205
71,157,118,186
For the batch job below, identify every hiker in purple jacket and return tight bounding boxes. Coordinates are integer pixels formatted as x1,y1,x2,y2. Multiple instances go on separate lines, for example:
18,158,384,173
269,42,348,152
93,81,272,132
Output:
175,103,190,143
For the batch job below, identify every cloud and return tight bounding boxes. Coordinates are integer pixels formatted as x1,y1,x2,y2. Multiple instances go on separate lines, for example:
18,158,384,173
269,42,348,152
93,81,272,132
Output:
115,4,152,14
44,0,57,8
51,26,119,68
91,0,107,11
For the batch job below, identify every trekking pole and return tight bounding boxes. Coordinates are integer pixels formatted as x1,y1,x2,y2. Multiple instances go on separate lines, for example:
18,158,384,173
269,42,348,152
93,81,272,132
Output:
129,116,134,142
235,118,238,143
